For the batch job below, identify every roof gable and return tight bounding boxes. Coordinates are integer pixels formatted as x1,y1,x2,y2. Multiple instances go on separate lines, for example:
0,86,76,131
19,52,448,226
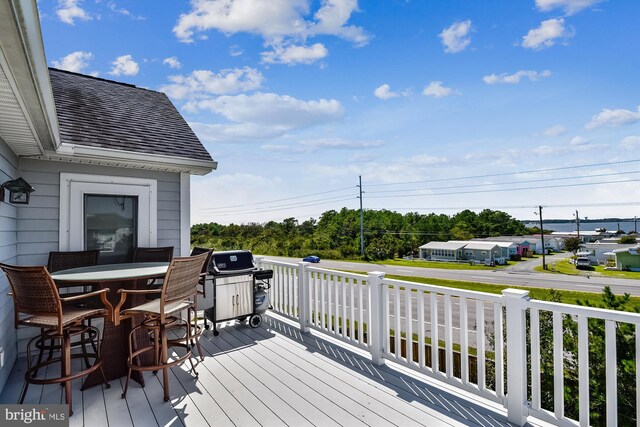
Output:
49,68,212,163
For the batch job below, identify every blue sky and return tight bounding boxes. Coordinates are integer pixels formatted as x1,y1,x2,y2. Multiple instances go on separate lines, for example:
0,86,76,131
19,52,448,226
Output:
39,0,640,225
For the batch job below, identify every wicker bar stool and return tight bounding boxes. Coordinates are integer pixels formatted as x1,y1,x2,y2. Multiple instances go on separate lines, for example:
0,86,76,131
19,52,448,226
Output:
0,263,112,416
38,250,102,367
115,253,208,402
188,247,213,360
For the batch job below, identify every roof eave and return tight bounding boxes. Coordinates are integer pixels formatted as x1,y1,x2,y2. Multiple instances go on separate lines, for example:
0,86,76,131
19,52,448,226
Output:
34,144,217,175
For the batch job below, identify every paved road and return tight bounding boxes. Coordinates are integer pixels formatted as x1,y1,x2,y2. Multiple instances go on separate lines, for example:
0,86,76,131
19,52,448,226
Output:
262,255,640,296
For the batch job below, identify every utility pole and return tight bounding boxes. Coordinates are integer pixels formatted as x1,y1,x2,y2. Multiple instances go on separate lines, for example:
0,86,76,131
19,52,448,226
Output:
358,175,365,258
575,209,580,240
635,216,637,234
539,205,546,270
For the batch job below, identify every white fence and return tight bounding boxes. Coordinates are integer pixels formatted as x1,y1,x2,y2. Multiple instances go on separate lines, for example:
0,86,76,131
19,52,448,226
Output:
255,258,640,427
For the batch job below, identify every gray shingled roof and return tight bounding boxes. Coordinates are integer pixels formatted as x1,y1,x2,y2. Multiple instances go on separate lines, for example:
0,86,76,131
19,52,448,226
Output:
49,68,212,162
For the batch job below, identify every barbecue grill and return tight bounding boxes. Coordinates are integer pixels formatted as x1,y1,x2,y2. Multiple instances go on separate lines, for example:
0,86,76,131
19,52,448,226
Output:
203,250,272,336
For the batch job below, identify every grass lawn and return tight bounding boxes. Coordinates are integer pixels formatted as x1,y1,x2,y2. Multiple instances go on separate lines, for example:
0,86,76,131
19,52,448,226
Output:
536,258,640,279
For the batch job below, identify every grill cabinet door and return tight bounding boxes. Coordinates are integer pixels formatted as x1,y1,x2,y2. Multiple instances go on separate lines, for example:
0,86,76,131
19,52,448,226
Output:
235,281,253,317
215,283,236,321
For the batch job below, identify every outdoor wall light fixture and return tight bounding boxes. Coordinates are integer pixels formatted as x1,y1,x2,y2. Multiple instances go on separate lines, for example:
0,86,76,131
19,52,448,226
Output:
0,177,35,205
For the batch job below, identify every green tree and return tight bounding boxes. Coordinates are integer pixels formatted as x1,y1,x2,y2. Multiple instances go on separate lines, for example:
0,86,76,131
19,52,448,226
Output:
563,236,581,255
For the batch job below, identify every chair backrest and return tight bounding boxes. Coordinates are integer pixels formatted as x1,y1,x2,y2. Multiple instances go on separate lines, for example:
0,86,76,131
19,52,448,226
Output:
132,246,174,263
47,250,100,273
190,247,214,274
160,253,209,306
0,263,62,328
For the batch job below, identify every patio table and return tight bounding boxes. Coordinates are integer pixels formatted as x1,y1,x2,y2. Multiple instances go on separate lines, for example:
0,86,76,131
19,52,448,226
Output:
52,262,168,389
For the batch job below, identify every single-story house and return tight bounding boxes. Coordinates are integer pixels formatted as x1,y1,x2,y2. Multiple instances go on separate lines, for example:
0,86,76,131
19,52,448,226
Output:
550,230,612,243
419,240,504,264
0,0,216,395
474,236,536,256
610,247,640,271
418,241,466,261
580,242,638,265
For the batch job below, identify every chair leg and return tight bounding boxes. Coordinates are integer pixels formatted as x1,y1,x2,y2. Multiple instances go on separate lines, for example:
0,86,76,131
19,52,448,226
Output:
160,325,170,402
191,307,204,362
62,331,73,416
33,329,47,377
94,328,110,389
121,329,135,399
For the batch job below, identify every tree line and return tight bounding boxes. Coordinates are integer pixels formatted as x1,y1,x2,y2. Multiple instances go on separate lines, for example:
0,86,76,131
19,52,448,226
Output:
191,208,532,260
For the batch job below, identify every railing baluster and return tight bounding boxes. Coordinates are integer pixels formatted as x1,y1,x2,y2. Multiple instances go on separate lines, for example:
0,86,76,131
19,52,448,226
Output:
383,283,390,356
358,280,364,345
394,286,401,359
494,302,504,397
350,279,355,342
313,272,318,326
578,315,589,427
476,300,485,391
445,294,453,378
323,273,328,331
341,277,347,338
530,308,541,411
418,290,425,369
553,311,564,420
606,319,617,427
636,323,640,427
460,296,468,383
333,274,340,335
431,292,439,373
406,286,413,364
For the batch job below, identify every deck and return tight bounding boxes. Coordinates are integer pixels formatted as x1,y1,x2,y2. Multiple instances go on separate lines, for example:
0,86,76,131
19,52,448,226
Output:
0,314,547,426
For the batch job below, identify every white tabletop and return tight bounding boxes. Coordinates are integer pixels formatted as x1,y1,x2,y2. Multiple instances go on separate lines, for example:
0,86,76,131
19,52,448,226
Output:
51,262,169,282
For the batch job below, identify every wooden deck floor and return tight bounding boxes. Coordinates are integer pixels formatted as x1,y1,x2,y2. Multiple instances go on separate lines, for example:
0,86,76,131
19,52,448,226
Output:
0,314,542,426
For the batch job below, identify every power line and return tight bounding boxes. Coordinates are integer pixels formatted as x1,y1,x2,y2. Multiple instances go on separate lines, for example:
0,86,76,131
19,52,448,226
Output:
380,201,640,211
366,170,640,195
365,158,640,187
198,185,354,211
367,177,640,198
209,196,356,216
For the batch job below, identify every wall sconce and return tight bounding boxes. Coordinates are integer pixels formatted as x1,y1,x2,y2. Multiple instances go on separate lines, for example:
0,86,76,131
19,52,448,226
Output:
0,177,35,205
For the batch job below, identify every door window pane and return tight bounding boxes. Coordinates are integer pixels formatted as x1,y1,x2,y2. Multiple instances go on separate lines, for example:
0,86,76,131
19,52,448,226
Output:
85,195,138,264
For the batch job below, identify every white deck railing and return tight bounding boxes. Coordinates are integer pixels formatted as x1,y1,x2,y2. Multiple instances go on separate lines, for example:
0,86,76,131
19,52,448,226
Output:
255,258,640,427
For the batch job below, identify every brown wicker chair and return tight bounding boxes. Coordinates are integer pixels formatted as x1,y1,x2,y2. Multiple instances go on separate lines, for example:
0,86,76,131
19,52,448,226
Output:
0,263,112,416
188,247,213,360
133,246,174,290
115,252,208,402
132,246,174,263
42,250,102,363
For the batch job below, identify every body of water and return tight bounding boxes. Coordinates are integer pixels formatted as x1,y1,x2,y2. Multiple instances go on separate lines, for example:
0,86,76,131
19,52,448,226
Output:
522,220,639,233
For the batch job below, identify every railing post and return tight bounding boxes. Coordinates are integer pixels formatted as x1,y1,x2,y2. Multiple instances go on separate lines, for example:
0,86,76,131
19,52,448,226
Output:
503,289,530,426
298,262,311,333
368,271,386,366
254,256,263,269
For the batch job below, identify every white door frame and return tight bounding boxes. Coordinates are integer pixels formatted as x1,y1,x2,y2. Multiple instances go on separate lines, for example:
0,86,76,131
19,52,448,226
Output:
59,173,157,251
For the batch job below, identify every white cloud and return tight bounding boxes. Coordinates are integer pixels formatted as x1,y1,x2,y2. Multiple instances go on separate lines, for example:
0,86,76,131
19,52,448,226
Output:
262,137,384,154
586,105,640,130
522,18,572,50
422,81,453,98
108,55,139,76
188,92,343,126
163,57,182,69
374,84,399,100
56,0,91,25
261,43,328,65
106,1,145,20
160,67,263,100
620,136,640,151
173,0,369,49
439,20,472,53
298,137,384,150
483,70,552,84
535,0,603,15
51,51,93,73
229,45,243,57
542,124,567,137
569,136,589,146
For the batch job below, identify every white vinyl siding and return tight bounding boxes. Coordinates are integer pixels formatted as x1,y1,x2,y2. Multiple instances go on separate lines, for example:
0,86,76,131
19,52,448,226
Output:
0,138,18,394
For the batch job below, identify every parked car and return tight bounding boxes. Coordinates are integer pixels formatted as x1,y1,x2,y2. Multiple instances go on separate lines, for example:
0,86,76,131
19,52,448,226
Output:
303,255,320,263
575,257,591,269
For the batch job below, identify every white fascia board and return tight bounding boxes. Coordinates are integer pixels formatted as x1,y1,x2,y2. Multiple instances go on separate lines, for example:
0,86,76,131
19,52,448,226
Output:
37,144,217,176
13,0,61,149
